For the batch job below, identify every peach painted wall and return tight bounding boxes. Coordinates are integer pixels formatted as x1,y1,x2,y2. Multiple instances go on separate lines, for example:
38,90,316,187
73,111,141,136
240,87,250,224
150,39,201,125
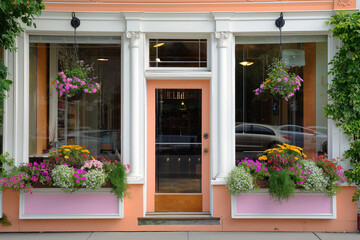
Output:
42,0,356,13
0,186,357,232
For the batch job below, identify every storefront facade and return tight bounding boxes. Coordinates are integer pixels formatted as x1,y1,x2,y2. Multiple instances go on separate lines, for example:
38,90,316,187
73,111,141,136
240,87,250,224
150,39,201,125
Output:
0,0,359,232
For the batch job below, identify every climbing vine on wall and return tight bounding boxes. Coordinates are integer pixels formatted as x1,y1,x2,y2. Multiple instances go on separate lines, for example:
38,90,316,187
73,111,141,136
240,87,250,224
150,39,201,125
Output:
0,0,44,125
325,11,360,201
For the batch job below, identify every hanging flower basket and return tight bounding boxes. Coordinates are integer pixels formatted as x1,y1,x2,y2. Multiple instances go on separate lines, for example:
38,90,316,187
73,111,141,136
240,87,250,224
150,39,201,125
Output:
254,58,303,101
53,60,101,98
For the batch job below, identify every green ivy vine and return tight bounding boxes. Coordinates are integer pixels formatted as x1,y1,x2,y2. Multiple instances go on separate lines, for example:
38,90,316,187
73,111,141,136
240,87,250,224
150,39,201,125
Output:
0,0,44,125
325,11,360,201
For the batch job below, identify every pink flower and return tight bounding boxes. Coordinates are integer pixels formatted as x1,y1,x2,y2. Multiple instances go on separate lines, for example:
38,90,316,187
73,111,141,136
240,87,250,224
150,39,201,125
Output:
84,89,88,93
92,88,97,93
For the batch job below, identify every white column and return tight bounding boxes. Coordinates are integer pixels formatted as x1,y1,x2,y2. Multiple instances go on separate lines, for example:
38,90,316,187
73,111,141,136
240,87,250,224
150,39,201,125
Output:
126,31,142,179
215,31,230,179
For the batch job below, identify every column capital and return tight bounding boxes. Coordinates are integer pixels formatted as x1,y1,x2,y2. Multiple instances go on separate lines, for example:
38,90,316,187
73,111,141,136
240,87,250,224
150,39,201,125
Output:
126,31,140,48
215,32,230,48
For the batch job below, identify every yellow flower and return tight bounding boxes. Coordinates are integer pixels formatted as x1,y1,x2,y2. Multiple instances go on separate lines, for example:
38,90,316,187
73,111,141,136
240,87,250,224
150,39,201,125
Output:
303,154,307,158
294,157,298,160
264,79,270,85
258,155,267,161
64,149,70,152
91,156,95,160
81,149,90,153
64,156,69,159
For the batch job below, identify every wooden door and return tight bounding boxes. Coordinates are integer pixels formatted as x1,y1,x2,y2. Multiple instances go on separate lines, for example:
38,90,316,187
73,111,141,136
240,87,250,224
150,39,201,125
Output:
147,80,210,212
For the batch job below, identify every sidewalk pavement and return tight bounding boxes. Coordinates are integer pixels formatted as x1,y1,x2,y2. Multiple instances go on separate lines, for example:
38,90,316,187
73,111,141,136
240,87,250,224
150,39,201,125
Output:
0,232,359,240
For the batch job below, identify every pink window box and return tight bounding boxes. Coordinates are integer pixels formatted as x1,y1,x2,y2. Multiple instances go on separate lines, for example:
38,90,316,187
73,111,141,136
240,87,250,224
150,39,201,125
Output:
231,189,336,219
20,188,123,219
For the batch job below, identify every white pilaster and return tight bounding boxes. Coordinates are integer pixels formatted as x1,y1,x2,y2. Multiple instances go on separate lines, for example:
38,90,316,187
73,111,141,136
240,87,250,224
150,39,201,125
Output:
3,33,29,166
126,31,142,180
215,31,230,179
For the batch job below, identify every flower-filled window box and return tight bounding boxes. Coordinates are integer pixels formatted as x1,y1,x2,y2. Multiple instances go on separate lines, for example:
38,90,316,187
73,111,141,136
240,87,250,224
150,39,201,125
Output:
227,144,344,219
19,188,123,219
0,145,129,219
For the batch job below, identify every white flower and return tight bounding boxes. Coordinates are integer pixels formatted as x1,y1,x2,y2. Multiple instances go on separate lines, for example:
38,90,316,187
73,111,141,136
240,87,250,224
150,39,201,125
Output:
226,165,254,196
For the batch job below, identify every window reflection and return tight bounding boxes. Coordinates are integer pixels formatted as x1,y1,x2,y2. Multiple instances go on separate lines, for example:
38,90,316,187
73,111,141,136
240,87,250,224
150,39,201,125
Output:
29,41,121,161
235,40,328,161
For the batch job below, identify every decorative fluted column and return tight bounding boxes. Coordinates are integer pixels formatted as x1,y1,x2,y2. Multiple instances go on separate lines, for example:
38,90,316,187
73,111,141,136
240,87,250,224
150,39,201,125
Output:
126,31,141,179
215,32,230,179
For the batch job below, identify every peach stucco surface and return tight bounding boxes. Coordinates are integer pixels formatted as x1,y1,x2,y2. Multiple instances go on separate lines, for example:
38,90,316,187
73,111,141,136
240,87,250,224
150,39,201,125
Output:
0,186,357,232
42,0,356,12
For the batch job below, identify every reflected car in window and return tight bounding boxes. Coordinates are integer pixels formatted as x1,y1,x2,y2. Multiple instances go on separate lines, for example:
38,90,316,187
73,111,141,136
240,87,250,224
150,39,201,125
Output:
235,123,290,160
276,125,327,154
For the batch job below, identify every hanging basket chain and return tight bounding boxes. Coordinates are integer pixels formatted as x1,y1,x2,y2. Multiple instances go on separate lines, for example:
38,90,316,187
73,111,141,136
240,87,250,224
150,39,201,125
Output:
275,12,285,58
71,12,81,63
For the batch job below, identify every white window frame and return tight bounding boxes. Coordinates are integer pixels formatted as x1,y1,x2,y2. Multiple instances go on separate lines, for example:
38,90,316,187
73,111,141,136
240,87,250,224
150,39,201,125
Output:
145,34,212,72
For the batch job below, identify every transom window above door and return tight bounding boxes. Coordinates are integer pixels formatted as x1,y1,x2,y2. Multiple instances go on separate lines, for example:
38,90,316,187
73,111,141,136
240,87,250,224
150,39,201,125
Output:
149,39,207,68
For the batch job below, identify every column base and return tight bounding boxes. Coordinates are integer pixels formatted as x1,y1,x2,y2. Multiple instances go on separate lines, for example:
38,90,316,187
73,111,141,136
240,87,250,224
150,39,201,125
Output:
127,173,144,184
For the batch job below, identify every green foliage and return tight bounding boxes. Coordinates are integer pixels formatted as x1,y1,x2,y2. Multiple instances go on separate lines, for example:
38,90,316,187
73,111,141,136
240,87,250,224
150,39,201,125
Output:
0,213,11,226
268,170,296,203
0,152,14,174
325,11,360,201
104,162,128,200
0,0,44,125
226,165,254,196
0,0,45,51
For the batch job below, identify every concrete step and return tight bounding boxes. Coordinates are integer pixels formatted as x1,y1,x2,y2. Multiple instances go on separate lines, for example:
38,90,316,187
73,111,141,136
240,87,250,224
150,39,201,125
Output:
138,212,220,225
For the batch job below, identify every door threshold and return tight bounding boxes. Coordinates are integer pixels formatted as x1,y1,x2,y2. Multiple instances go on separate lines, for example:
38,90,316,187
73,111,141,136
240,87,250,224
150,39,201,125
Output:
145,212,212,218
138,212,220,225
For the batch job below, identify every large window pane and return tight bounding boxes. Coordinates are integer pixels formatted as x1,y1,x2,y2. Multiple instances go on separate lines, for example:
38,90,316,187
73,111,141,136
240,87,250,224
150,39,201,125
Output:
29,38,121,160
235,38,328,161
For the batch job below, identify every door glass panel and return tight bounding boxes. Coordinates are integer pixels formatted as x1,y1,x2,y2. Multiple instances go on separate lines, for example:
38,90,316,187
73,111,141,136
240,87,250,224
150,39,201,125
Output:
155,89,202,193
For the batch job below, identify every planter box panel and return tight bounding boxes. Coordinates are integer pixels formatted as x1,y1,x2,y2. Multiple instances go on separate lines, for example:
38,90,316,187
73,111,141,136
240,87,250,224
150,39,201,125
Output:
231,190,336,219
20,188,123,219
0,192,2,218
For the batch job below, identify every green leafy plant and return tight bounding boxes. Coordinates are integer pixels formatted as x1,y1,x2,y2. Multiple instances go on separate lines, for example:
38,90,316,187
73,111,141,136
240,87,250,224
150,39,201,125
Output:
325,11,360,201
104,161,128,200
0,213,11,226
0,0,45,125
268,170,296,203
226,165,254,196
